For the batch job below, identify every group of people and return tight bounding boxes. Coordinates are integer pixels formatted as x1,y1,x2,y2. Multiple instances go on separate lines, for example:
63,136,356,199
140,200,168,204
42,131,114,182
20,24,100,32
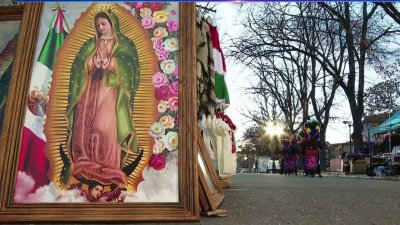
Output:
278,134,322,177
279,120,323,177
253,120,323,177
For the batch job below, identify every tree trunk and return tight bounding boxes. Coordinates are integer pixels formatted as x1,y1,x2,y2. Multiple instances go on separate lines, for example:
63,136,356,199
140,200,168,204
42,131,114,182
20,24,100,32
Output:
343,3,364,153
352,113,364,153
319,130,327,171
352,3,368,154
301,54,309,123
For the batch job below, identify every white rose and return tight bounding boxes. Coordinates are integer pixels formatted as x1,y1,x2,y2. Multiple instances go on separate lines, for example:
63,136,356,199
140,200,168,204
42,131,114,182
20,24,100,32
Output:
160,59,176,74
149,122,165,138
162,131,178,151
164,38,178,52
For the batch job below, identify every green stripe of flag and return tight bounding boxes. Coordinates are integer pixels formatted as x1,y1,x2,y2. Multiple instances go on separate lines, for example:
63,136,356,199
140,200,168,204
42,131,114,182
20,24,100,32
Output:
38,29,68,70
215,72,230,104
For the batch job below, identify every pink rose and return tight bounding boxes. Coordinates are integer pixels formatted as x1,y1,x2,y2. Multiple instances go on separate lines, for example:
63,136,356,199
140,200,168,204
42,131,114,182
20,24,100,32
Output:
152,72,168,88
149,2,163,11
134,2,145,10
168,96,178,112
149,154,166,171
171,9,177,16
166,20,179,32
169,81,178,97
155,85,172,101
155,48,169,61
153,39,163,50
172,65,179,78
141,15,156,29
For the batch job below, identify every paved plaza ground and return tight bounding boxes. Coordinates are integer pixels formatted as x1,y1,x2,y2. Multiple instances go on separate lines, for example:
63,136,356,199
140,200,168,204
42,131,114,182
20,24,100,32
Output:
22,173,399,225
126,173,400,225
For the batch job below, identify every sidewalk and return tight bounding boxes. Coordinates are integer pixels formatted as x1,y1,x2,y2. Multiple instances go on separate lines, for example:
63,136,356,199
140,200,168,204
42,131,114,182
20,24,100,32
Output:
322,171,400,181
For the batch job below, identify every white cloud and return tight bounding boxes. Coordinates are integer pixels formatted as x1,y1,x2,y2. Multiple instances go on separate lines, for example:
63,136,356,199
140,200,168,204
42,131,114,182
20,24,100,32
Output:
14,172,86,203
124,161,179,202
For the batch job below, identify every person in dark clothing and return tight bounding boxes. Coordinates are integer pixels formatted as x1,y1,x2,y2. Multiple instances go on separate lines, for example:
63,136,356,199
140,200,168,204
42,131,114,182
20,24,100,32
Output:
301,136,323,177
254,157,259,173
341,151,350,175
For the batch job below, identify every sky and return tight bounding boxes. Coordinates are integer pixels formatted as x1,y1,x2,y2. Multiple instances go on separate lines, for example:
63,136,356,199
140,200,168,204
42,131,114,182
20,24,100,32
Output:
205,2,383,145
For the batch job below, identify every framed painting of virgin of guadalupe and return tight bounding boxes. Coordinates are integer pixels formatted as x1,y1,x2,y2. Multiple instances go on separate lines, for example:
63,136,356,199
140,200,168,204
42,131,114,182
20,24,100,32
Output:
0,3,23,139
0,2,198,222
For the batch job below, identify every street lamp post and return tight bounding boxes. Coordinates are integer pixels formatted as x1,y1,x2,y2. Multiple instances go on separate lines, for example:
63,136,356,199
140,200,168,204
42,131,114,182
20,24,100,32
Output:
343,121,352,153
389,110,392,153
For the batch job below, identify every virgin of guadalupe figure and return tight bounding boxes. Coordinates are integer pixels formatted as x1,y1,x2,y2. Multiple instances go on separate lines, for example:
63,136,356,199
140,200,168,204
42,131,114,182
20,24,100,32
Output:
45,3,158,196
65,10,143,187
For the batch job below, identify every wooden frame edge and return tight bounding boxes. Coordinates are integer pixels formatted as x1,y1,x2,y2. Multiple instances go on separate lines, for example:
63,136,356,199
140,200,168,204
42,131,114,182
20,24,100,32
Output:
0,5,24,21
198,129,225,212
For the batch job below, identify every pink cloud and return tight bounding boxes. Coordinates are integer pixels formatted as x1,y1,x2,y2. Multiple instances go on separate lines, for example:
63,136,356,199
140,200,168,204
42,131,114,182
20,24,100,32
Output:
14,171,35,203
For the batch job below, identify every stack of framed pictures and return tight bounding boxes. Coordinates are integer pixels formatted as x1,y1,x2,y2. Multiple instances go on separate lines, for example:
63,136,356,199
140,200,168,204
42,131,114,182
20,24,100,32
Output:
0,3,23,138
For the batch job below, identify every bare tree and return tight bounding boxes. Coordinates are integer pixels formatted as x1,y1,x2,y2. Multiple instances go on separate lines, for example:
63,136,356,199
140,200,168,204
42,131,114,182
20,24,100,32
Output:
228,3,345,152
229,2,400,154
319,2,400,153
374,2,400,25
366,59,400,115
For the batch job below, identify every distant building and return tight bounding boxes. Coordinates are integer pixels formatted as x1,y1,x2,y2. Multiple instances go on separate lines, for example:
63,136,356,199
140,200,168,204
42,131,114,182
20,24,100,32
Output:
331,141,368,155
331,142,350,157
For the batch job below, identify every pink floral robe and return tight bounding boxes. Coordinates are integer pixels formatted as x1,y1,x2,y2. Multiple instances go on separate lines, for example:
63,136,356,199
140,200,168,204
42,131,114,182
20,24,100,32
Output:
71,38,126,185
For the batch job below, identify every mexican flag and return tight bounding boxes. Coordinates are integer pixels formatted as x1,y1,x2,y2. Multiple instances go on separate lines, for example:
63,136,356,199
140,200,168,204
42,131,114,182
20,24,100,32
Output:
18,5,70,191
209,24,230,110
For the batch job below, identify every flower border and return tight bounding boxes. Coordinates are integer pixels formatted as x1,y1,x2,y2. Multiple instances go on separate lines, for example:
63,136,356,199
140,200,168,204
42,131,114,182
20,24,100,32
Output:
126,2,179,172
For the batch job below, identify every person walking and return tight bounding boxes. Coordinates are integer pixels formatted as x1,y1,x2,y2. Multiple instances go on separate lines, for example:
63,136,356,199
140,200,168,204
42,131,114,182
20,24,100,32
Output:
254,157,259,173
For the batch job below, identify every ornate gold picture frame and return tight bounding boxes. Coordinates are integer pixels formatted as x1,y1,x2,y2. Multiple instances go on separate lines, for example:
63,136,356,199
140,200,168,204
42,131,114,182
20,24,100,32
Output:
0,2,198,222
